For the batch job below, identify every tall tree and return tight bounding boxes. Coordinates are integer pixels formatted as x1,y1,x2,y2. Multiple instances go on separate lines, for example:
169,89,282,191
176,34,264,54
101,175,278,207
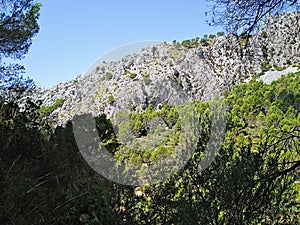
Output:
0,0,41,59
0,0,41,93
206,0,300,35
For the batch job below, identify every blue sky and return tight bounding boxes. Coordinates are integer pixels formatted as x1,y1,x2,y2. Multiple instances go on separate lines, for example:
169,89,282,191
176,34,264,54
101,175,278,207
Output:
19,0,223,88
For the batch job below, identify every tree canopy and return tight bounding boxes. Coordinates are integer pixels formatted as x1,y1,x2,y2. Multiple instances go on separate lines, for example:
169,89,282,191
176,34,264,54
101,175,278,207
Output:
0,0,41,93
206,0,300,35
0,0,41,59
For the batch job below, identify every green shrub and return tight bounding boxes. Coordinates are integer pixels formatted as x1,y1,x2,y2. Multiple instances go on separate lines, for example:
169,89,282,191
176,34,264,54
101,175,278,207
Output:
108,95,115,104
2,72,300,224
181,38,200,48
261,31,267,38
200,37,209,46
172,40,181,47
217,31,225,36
286,59,292,65
105,72,113,80
209,34,216,39
129,73,137,79
100,72,113,81
273,64,284,71
260,61,272,72
40,98,67,115
181,39,191,47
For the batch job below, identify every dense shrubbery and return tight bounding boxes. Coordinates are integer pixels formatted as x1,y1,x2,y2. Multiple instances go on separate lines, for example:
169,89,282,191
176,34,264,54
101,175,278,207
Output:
0,73,299,224
39,98,67,115
0,96,121,224
112,73,300,224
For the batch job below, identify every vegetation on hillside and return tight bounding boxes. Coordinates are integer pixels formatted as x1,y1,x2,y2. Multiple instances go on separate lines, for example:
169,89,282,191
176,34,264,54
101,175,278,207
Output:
0,0,41,93
39,98,67,115
0,1,299,224
172,31,226,48
1,72,299,224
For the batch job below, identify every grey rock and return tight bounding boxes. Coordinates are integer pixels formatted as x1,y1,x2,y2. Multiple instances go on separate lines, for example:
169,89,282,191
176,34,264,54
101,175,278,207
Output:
23,11,300,126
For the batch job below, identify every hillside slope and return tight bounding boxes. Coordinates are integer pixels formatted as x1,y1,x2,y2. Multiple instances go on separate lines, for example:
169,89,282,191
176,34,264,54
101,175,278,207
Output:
29,11,300,126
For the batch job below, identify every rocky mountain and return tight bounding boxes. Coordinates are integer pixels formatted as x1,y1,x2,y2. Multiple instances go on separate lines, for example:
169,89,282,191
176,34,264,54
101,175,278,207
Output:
28,11,300,126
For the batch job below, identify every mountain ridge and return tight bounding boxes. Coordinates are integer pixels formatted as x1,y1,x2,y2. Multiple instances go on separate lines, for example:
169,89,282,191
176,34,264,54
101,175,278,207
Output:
27,10,300,126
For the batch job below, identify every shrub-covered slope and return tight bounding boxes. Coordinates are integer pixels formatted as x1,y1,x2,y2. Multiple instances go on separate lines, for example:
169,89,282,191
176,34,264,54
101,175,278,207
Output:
1,71,299,224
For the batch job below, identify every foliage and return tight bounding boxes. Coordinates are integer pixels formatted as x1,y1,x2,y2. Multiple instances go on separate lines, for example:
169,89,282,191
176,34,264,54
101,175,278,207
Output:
172,40,181,48
261,31,268,38
260,61,272,72
100,71,113,81
208,34,216,39
129,73,137,79
113,103,181,167
1,71,299,224
0,0,41,59
105,72,113,80
217,31,225,36
1,2,299,222
39,98,67,115
0,99,121,224
273,64,285,71
143,73,150,78
172,32,223,48
0,0,41,97
112,73,300,224
0,64,35,93
108,95,115,105
206,0,300,35
200,37,209,46
181,38,201,48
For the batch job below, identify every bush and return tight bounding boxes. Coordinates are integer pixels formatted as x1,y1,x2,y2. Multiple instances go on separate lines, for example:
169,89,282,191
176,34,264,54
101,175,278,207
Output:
260,61,272,72
273,64,284,71
286,59,292,65
209,34,216,39
217,31,225,36
200,37,209,46
129,73,137,79
2,70,300,225
105,72,113,80
40,98,67,115
108,95,115,104
261,31,267,38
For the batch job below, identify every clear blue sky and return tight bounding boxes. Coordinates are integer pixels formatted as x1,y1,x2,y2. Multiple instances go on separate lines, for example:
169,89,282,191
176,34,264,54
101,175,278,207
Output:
19,0,223,88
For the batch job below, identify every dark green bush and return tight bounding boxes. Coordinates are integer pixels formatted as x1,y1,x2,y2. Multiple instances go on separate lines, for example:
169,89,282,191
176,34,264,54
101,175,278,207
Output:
260,61,272,71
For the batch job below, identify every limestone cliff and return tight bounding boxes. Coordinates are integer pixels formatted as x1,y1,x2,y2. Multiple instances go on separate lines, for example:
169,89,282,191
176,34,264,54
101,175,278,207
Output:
28,11,300,126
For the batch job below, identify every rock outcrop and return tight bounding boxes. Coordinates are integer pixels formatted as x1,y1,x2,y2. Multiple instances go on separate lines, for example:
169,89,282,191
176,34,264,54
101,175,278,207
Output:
27,11,300,126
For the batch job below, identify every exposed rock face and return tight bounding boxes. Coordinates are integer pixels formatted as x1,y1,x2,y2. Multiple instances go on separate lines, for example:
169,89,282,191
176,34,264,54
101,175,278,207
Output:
28,11,300,126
